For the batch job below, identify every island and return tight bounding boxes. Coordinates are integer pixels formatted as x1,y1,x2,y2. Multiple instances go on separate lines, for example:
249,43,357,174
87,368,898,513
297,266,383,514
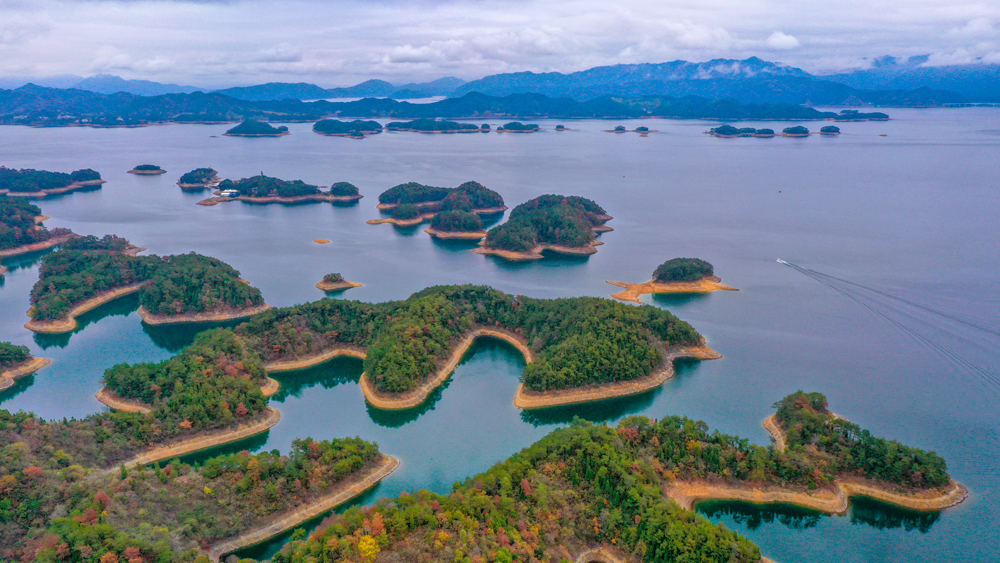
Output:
834,109,890,121
312,119,382,137
24,238,270,333
424,209,487,239
709,125,770,137
496,121,539,132
223,119,290,137
480,123,490,132
176,167,220,190
0,341,50,391
608,258,739,302
782,125,810,137
0,166,105,198
753,128,776,137
820,125,842,135
555,124,567,130
608,124,658,134
368,181,506,227
127,164,166,175
316,272,363,292
198,175,363,205
473,194,612,260
384,118,480,133
0,197,75,258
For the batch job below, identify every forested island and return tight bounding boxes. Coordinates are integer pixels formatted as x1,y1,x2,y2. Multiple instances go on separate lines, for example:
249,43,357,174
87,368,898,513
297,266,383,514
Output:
312,119,382,137
24,239,269,332
834,110,890,121
0,340,50,391
496,121,539,132
782,125,810,137
176,167,220,190
369,181,506,227
0,197,75,258
820,125,841,135
223,119,289,137
708,125,780,137
199,175,363,205
425,209,487,239
127,164,166,175
0,166,104,198
384,118,480,133
474,194,613,260
316,272,363,292
609,258,738,303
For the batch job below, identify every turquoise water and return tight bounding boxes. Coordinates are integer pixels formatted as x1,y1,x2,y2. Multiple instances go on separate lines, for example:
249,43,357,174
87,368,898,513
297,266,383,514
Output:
1,110,998,562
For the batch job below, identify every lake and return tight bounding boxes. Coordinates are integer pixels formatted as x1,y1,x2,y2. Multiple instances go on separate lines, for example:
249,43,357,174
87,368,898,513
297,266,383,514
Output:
1,110,998,562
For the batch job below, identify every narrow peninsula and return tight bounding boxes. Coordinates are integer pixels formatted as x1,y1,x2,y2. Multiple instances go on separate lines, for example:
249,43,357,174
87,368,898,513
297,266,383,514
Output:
608,258,738,302
473,194,613,260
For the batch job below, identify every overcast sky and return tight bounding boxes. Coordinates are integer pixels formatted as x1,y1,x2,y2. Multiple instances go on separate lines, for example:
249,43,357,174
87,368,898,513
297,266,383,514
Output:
1,0,998,87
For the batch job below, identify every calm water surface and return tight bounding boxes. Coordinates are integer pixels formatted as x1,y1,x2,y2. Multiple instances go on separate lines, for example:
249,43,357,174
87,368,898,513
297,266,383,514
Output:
1,110,998,562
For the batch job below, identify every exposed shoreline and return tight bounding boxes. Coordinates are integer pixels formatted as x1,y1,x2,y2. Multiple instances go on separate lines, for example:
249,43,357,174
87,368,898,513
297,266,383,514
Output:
24,282,148,334
178,176,222,190
264,347,367,373
360,327,532,410
316,279,363,292
607,276,739,303
366,213,436,226
0,232,76,258
207,454,400,562
198,193,363,206
137,303,273,325
424,228,487,239
514,341,720,409
472,240,604,260
128,169,166,175
0,356,51,391
5,179,105,199
95,387,152,413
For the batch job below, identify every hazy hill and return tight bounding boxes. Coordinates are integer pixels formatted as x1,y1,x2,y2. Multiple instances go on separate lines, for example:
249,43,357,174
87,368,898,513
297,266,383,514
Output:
821,57,1000,102
213,82,331,101
73,74,202,96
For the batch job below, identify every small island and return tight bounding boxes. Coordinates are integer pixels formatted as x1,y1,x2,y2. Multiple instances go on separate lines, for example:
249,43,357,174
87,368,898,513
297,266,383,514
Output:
384,118,480,133
315,272,363,292
128,164,166,175
709,125,773,137
782,125,810,137
496,121,539,132
0,197,76,258
223,119,290,137
555,124,567,131
480,123,490,132
0,166,105,198
834,109,890,121
608,257,738,303
820,125,841,135
753,128,776,137
177,167,221,190
0,341,50,391
198,175,363,205
473,194,612,260
313,119,382,138
424,209,487,239
608,124,658,134
369,181,506,227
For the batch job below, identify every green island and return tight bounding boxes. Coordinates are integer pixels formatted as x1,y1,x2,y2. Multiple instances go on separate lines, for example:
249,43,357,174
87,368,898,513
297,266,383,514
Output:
782,125,810,137
0,340,50,391
384,118,480,133
177,168,221,190
0,166,105,198
224,119,290,137
497,121,539,132
369,181,506,227
834,110,889,121
609,258,738,303
708,125,777,138
128,164,166,175
555,124,567,130
316,272,363,292
425,209,487,239
475,194,613,260
820,125,841,135
0,197,74,258
313,119,383,137
273,390,962,563
24,239,269,333
199,175,363,206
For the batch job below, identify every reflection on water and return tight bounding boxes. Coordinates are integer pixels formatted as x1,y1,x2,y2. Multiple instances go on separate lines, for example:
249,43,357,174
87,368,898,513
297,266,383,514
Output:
650,292,711,308
33,292,141,349
849,496,940,533
179,431,273,466
269,357,361,402
1,247,54,273
142,318,244,352
698,500,827,531
0,374,34,403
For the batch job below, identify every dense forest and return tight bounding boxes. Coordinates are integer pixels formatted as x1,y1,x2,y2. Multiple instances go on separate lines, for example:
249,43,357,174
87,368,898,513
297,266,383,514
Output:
0,196,62,250
328,182,360,197
313,119,383,135
0,341,30,367
499,121,539,131
178,168,217,185
782,126,810,135
653,258,714,282
384,118,480,132
820,125,841,134
378,181,505,220
0,166,101,193
29,242,265,321
132,164,162,171
216,175,320,198
224,119,289,136
430,209,483,232
483,195,610,252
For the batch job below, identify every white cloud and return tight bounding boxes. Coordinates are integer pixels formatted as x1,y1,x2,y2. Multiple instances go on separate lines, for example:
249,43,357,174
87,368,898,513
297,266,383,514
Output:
946,18,997,39
255,43,303,63
766,31,800,50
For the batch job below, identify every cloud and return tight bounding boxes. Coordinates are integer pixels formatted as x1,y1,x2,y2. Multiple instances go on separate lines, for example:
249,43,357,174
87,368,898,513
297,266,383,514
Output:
766,31,800,50
946,18,997,39
255,43,302,63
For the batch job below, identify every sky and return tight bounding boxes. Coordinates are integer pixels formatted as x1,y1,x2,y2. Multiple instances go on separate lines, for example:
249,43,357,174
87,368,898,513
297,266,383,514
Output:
0,0,998,87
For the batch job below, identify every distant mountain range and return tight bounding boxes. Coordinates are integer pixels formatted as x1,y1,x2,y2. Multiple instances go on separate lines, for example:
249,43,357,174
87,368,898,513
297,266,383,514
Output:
72,74,202,96
819,56,1000,103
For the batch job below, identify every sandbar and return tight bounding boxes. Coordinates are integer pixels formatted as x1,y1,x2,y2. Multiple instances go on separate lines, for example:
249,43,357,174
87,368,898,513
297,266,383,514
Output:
24,282,148,334
514,341,719,409
137,303,273,325
207,454,399,562
0,356,51,391
316,279,363,292
314,239,331,244
423,228,487,239
607,276,738,303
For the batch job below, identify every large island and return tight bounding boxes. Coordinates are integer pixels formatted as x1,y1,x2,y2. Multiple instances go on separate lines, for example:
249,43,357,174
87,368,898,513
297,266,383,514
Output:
384,118,480,133
224,119,290,137
313,119,382,137
368,181,506,227
198,175,363,205
0,166,105,198
608,258,739,302
473,194,613,260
